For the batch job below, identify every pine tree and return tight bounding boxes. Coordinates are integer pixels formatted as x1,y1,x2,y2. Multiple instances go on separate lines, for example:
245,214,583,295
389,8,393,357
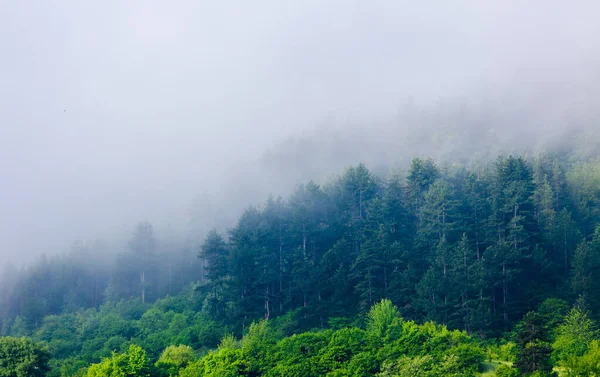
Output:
200,230,229,283
198,230,230,318
460,171,489,261
571,227,600,312
129,221,157,304
406,158,440,236
514,311,554,375
451,233,474,332
288,181,329,319
419,179,459,243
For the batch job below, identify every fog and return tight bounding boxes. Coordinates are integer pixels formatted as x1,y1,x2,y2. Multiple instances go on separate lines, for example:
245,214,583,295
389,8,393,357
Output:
1,0,599,267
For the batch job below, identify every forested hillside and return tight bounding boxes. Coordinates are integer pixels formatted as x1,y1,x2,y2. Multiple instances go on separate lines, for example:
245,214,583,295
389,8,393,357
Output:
2,153,600,376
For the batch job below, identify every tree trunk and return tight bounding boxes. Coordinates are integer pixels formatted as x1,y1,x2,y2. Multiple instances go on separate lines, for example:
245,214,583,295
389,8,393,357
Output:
279,221,283,312
140,271,146,304
302,223,307,258
564,222,569,277
265,286,270,320
502,261,508,332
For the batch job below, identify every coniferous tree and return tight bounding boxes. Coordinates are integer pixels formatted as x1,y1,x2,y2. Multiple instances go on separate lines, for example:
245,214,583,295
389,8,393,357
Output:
571,227,600,312
514,311,554,375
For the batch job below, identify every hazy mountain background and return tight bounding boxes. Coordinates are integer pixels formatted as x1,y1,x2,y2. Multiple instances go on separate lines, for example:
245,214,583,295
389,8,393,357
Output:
1,0,599,268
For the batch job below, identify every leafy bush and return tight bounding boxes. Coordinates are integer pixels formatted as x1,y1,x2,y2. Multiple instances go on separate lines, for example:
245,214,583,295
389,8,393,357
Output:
495,364,519,377
0,337,50,377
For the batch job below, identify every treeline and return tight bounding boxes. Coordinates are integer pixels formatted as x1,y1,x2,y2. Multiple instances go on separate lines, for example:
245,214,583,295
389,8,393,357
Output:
0,230,203,334
0,153,600,376
2,154,600,339
198,155,600,337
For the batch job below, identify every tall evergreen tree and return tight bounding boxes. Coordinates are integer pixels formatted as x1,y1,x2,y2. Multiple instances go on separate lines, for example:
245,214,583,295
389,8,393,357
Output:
514,311,554,375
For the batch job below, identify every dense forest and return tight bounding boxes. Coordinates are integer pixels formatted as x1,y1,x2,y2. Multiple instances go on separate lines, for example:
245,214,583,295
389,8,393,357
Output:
2,152,600,376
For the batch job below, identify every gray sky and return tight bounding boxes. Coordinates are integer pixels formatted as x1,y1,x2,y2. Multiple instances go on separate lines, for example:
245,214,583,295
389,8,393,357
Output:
1,0,599,265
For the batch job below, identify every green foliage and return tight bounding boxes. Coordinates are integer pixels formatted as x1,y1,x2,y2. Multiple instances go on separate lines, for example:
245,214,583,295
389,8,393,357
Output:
178,333,244,377
0,336,50,377
176,300,483,377
377,354,470,377
563,339,600,377
0,289,219,375
486,340,517,363
217,334,238,350
495,364,519,377
537,299,569,338
499,342,517,363
377,355,436,377
552,298,598,364
239,320,277,375
155,345,196,376
366,299,403,339
266,331,332,377
85,344,151,377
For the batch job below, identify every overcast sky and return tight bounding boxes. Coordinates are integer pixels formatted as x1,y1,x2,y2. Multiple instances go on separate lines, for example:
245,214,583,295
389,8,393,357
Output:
1,0,599,265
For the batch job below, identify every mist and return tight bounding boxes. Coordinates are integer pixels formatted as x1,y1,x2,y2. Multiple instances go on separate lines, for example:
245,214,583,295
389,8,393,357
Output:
1,0,599,267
